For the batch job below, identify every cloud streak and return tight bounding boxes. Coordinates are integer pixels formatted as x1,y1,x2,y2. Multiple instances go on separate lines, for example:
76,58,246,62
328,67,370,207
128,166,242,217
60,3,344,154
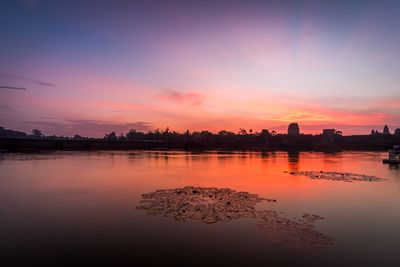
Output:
21,119,152,137
0,86,26,90
0,73,56,87
157,89,205,106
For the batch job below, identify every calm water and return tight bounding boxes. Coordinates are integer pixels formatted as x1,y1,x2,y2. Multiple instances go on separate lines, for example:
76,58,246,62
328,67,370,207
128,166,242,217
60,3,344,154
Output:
1,151,400,266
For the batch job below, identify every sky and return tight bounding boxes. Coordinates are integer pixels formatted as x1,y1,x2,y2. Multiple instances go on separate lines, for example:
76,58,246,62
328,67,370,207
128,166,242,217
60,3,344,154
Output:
1,0,400,137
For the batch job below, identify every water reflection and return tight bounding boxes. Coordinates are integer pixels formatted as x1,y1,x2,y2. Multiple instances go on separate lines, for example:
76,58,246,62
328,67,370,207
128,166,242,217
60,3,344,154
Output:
287,150,300,172
388,164,399,170
260,151,270,159
136,186,332,249
0,153,63,161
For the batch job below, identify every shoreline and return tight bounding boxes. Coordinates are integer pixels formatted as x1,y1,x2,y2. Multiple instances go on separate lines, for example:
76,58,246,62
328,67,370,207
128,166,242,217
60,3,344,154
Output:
0,138,395,153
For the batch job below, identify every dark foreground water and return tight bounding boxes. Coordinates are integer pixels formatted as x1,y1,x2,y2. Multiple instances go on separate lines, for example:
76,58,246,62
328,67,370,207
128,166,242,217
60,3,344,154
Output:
0,151,399,266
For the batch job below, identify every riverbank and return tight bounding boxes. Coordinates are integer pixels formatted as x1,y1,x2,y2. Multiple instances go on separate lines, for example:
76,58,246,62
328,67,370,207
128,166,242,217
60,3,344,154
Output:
0,138,397,152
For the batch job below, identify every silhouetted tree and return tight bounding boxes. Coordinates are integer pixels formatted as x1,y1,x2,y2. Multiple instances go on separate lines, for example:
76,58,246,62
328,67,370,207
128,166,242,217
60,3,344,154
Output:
118,133,126,141
184,130,191,140
104,131,117,141
218,130,234,136
259,129,271,142
199,131,213,139
238,128,247,135
73,134,83,139
32,129,43,138
126,129,144,140
0,126,28,138
260,129,271,137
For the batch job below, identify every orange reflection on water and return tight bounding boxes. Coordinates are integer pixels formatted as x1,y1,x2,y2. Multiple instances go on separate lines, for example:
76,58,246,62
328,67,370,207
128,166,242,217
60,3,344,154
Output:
1,151,400,266
0,150,397,216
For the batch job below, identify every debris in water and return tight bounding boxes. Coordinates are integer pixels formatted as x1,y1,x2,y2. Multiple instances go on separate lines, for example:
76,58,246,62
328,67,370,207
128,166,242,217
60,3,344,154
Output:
302,213,324,224
136,186,267,224
257,213,333,250
284,171,385,182
136,186,332,250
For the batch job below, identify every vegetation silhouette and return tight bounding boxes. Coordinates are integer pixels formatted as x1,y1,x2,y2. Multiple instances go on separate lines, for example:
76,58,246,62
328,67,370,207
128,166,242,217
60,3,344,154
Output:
1,124,400,151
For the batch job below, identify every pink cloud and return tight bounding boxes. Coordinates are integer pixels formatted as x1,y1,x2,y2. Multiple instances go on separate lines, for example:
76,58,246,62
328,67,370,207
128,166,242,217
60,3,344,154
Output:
157,89,205,106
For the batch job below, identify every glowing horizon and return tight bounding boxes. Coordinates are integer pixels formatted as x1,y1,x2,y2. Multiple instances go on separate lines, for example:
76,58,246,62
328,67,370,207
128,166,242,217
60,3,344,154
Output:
1,1,399,137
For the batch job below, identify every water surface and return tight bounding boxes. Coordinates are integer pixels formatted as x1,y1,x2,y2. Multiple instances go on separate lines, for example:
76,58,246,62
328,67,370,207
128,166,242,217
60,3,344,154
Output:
0,151,399,266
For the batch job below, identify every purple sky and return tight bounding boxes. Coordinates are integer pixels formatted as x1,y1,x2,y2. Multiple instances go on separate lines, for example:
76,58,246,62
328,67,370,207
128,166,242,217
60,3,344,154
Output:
1,0,400,136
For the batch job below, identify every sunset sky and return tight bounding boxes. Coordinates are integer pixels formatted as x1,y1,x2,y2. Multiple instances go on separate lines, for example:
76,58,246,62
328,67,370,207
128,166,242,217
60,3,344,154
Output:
1,0,399,137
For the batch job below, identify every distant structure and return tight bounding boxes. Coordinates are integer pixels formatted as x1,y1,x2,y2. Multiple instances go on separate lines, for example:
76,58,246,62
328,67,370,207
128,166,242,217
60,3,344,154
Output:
395,128,400,136
383,125,390,135
287,123,300,136
371,126,393,135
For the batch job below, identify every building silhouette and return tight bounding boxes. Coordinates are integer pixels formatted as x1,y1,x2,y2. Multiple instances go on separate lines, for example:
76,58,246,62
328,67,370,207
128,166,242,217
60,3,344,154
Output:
383,125,390,135
287,123,300,136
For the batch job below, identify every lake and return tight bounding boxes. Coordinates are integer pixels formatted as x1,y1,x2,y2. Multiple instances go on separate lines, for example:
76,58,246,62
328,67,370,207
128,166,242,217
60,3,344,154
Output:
1,151,399,266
